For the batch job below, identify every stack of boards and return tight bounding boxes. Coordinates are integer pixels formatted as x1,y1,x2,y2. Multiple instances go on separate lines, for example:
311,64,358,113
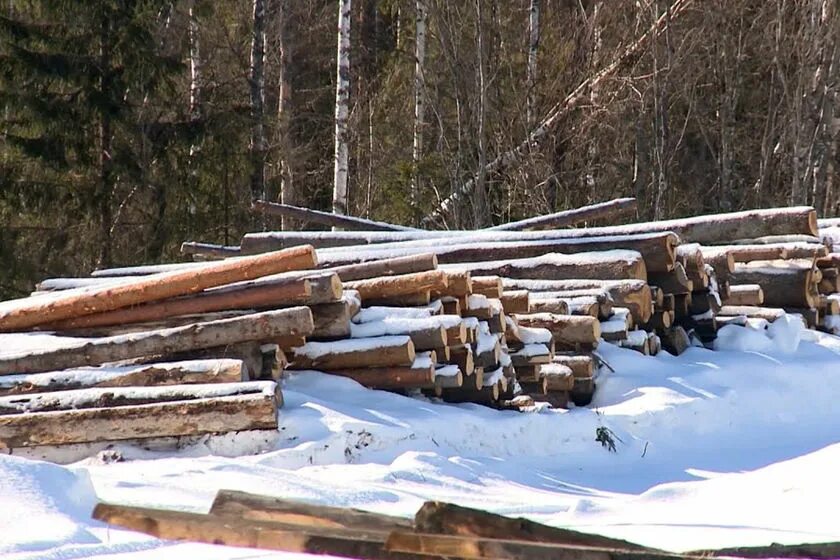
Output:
0,200,837,462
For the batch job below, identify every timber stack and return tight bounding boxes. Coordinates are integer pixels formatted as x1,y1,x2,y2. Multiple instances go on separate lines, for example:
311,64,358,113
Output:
1,197,838,461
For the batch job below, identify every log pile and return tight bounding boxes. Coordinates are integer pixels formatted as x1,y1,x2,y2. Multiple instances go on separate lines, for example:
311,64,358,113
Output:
3,198,840,459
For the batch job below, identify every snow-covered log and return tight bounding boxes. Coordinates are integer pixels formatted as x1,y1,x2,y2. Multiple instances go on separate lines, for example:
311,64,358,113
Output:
513,313,600,344
430,271,472,298
440,251,646,282
484,198,637,231
309,298,358,340
290,336,415,370
0,245,317,332
447,345,475,376
0,359,245,396
552,355,594,378
0,307,314,375
350,318,447,350
717,305,786,321
730,260,820,309
180,242,241,259
321,354,436,390
471,276,503,298
648,263,693,294
0,381,280,448
324,254,437,281
501,278,652,324
500,290,530,314
317,233,675,273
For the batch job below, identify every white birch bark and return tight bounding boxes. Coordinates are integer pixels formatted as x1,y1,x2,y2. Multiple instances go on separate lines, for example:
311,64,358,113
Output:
527,0,540,127
249,0,267,203
333,0,352,217
473,0,489,228
410,0,427,220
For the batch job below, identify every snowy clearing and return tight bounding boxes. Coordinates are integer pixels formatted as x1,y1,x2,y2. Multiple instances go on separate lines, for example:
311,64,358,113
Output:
4,326,840,559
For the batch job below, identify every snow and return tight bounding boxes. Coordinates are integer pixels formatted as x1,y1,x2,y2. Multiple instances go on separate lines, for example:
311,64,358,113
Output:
434,365,461,378
349,315,462,339
440,250,644,274
6,331,840,557
481,366,505,387
352,306,434,323
516,325,552,344
292,335,412,360
511,343,550,359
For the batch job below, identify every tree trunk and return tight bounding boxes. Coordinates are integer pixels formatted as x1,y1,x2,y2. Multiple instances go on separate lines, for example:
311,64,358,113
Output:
484,198,637,231
526,0,539,127
410,0,427,222
98,12,113,267
249,0,267,203
0,308,314,375
473,0,489,228
276,0,294,230
333,0,352,217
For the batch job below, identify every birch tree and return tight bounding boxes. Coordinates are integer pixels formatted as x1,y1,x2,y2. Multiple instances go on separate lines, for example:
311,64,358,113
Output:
333,0,352,216
275,0,293,229
526,0,539,127
410,0,427,222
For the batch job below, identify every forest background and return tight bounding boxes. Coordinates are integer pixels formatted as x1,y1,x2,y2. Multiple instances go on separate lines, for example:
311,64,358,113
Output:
0,0,837,298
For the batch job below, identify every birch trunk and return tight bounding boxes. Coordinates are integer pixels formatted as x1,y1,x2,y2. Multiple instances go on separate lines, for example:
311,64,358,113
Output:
276,0,294,230
526,0,539,127
410,0,427,221
473,0,489,228
333,0,352,217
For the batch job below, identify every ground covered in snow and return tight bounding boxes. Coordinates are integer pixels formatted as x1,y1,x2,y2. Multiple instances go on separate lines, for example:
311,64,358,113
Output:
4,322,840,559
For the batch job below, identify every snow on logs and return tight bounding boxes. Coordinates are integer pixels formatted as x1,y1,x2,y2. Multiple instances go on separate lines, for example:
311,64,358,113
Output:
439,251,647,282
0,245,317,332
0,381,281,448
0,308,315,375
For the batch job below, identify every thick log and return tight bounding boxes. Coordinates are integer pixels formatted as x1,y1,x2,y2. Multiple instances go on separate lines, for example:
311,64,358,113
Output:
319,233,675,274
93,503,399,559
0,382,280,448
501,279,652,324
0,359,245,397
500,290,529,314
434,368,464,391
252,200,417,232
519,378,548,396
542,364,575,391
644,311,673,331
290,336,415,370
0,246,316,332
42,278,313,332
350,319,447,351
528,299,570,315
730,261,820,308
0,308,314,376
648,263,693,294
447,345,475,376
484,198,638,231
344,271,448,301
819,268,840,294
660,326,691,356
430,271,472,298
210,490,412,531
439,383,499,404
725,284,764,306
552,355,594,378
513,314,600,344
310,300,356,340
471,276,503,298
441,251,646,282
717,306,786,321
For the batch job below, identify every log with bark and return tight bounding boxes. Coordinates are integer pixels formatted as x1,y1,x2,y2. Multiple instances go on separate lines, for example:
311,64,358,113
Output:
513,314,600,344
716,306,786,321
290,336,415,370
0,381,281,448
730,260,820,309
316,233,675,273
323,353,436,390
180,242,242,259
0,246,317,332
552,355,594,378
40,277,314,332
0,359,246,397
471,276,503,298
440,251,647,282
500,290,530,314
0,308,314,376
343,270,448,301
210,489,412,531
501,278,652,324
350,318,448,351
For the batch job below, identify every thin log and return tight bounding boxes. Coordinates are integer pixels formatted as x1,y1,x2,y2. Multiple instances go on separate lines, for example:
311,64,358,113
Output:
210,490,412,531
717,306,786,321
325,364,435,390
0,382,280,448
484,198,638,231
326,254,438,281
180,242,241,258
0,245,317,332
0,308,314,375
252,200,418,232
0,359,245,397
290,336,415,370
441,252,646,282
